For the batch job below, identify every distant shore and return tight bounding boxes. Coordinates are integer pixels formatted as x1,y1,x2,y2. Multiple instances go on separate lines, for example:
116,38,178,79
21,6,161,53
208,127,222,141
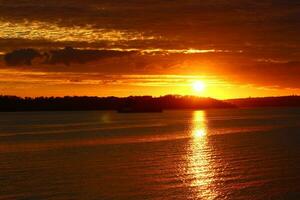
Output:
0,95,299,112
225,96,300,108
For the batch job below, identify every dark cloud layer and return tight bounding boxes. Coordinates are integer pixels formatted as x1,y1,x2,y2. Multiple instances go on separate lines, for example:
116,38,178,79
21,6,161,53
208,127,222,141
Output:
1,0,300,50
1,0,300,43
4,47,136,66
4,49,41,66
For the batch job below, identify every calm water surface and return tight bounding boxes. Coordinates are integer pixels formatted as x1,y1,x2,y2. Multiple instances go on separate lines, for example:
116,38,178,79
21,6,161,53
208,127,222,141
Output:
0,108,300,200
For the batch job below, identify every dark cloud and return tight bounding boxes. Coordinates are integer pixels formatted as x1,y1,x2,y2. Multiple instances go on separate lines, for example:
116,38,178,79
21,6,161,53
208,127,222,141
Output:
45,47,136,65
4,49,42,66
4,47,136,66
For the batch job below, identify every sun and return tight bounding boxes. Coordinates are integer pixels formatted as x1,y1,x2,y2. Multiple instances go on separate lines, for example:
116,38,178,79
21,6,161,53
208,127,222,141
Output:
192,81,206,92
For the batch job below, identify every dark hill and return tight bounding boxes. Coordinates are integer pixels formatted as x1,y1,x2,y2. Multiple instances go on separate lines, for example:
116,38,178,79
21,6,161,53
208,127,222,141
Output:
0,95,235,112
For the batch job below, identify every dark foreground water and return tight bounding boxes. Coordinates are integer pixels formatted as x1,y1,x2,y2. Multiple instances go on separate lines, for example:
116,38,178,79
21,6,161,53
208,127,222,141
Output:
0,108,300,200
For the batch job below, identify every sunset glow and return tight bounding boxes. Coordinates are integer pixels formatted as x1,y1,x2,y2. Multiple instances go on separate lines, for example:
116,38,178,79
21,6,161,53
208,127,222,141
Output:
0,1,299,99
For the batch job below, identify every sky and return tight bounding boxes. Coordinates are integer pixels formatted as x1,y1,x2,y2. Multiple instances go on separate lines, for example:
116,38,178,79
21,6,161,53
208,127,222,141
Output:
0,0,300,99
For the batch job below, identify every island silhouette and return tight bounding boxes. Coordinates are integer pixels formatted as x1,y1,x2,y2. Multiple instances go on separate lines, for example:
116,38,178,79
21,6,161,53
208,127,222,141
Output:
1,95,300,112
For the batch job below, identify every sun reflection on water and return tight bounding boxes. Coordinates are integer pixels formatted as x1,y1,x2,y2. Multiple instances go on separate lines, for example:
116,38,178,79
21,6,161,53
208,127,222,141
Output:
192,111,207,138
187,110,218,199
194,129,206,138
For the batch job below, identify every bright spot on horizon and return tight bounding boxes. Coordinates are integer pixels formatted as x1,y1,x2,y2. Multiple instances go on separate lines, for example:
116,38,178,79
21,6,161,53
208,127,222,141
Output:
192,81,206,92
194,129,206,138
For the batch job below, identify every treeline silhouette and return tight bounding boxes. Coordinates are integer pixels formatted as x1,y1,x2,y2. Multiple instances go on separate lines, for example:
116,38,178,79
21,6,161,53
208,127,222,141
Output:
0,95,235,112
226,96,300,108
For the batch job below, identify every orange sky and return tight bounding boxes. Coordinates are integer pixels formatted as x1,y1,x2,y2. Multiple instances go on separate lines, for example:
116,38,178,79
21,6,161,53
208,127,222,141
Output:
0,1,299,99
1,68,299,99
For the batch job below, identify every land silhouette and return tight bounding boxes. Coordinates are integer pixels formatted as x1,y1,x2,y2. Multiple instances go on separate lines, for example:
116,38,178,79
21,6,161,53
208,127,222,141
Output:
226,96,300,108
0,95,234,112
1,95,300,112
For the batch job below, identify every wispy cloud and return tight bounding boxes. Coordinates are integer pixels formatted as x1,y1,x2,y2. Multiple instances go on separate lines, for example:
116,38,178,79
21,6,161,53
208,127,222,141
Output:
0,20,158,43
0,69,227,87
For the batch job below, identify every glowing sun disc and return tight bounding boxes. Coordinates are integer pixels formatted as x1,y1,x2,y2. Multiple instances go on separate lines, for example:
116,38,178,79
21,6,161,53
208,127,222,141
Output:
192,81,206,92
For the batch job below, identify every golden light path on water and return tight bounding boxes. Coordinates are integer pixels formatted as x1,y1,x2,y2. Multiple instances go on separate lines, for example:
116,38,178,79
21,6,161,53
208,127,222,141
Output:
187,111,218,199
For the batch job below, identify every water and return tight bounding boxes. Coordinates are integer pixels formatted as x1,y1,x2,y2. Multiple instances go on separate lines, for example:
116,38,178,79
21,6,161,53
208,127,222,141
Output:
0,108,300,200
